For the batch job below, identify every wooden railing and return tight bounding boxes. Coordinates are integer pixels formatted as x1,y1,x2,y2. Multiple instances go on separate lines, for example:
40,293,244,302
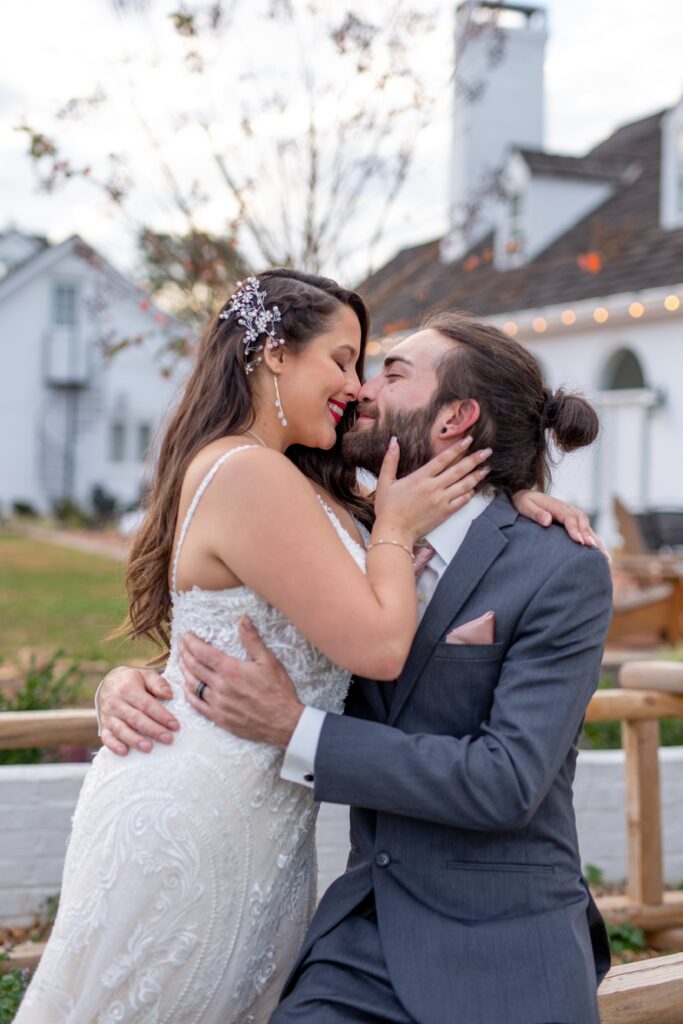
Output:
0,709,98,749
585,662,683,952
2,665,683,1018
598,953,683,1024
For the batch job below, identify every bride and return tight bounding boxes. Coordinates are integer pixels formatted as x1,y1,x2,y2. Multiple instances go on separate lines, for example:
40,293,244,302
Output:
17,269,591,1023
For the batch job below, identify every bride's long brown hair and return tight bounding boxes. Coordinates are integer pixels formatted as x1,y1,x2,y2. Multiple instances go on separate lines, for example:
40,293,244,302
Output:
120,269,371,659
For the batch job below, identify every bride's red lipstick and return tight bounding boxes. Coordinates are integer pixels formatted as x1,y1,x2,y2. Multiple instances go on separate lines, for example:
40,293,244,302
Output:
328,399,347,425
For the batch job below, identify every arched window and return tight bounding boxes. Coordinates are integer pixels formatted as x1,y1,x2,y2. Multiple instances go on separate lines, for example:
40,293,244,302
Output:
601,348,646,390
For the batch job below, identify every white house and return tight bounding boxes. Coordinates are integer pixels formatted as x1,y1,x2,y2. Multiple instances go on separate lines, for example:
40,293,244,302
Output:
362,1,683,544
0,231,187,515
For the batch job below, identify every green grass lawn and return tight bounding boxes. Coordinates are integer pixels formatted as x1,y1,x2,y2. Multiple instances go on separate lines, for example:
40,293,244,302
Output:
0,531,155,669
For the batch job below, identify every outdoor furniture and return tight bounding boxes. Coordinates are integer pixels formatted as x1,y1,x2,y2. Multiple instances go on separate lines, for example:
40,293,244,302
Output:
614,496,650,555
608,581,680,646
612,555,683,646
610,498,683,645
637,510,683,553
613,496,683,556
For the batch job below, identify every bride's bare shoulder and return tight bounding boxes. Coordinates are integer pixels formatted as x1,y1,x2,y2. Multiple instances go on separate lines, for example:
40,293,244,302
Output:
183,438,286,486
174,441,290,530
182,440,312,515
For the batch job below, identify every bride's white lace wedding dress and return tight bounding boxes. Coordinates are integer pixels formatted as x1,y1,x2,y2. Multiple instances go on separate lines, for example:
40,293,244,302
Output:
17,446,367,1024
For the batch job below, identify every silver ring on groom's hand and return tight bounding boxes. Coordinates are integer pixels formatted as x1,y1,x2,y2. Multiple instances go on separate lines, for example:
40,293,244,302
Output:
195,681,207,701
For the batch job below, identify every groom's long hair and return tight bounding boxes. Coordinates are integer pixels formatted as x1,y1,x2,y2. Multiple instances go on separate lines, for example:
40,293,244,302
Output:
426,311,599,495
116,269,371,659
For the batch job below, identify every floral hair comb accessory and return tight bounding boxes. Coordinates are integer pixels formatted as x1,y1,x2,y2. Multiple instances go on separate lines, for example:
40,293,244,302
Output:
219,276,285,374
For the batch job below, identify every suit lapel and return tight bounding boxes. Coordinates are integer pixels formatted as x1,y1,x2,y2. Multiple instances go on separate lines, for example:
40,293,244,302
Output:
387,495,515,726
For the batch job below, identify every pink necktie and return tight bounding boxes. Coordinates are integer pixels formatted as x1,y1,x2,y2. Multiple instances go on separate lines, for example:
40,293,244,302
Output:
412,542,435,580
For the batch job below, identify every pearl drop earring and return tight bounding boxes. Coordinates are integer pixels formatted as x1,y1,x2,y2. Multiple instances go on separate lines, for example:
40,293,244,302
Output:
273,375,287,427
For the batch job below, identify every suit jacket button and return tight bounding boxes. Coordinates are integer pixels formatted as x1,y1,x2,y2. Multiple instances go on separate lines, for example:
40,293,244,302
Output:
303,773,314,783
375,851,391,868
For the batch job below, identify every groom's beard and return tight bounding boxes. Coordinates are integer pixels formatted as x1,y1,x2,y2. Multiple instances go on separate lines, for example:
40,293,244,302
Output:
342,404,438,478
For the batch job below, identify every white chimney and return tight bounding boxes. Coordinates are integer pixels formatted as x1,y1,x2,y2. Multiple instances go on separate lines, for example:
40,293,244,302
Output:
441,2,547,262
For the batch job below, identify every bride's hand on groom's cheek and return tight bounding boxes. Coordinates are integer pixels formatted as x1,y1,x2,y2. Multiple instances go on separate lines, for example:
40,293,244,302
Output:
180,620,305,748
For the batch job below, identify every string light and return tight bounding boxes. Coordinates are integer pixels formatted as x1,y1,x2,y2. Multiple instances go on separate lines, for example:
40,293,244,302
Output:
494,291,683,340
369,286,682,349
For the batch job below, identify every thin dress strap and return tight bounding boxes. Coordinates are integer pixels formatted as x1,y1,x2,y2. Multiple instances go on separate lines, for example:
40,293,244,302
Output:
171,445,263,593
315,494,367,558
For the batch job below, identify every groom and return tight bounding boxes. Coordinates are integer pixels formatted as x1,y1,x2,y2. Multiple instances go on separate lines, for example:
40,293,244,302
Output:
98,311,613,1023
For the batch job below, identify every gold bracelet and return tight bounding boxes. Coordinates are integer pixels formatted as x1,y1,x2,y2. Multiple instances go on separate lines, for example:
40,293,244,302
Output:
367,538,413,557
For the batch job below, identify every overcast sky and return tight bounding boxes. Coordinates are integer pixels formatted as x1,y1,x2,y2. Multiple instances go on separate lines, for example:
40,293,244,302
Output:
1,0,682,287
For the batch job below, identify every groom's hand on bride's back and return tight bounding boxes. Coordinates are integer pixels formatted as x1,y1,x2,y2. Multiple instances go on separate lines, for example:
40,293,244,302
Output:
179,619,304,748
97,666,180,756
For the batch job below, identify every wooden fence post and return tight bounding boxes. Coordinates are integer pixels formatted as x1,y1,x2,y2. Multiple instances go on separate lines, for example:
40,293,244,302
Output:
622,718,663,906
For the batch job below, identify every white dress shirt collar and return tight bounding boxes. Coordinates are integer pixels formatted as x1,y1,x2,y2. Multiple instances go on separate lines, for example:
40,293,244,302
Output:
424,490,494,569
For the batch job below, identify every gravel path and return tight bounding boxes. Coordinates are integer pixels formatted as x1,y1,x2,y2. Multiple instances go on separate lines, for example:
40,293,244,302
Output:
15,525,130,561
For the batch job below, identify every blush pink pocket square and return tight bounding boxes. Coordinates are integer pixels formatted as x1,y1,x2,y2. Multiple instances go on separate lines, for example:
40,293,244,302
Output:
445,611,495,645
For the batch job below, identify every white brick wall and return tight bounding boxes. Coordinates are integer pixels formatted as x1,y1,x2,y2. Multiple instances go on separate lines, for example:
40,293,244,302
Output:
2,750,683,924
0,764,88,926
573,747,683,884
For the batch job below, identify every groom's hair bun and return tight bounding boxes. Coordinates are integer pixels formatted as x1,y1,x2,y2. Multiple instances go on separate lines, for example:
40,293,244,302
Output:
424,310,600,494
542,387,599,452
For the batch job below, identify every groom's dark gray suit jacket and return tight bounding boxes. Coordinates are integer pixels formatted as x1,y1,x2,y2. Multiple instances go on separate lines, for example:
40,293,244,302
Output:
283,493,613,1024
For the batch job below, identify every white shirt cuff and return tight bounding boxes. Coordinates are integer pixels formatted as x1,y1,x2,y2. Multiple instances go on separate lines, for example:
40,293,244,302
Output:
280,706,327,788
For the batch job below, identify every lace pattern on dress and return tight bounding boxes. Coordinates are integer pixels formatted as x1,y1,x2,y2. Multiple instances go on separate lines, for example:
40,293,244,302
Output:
17,447,367,1024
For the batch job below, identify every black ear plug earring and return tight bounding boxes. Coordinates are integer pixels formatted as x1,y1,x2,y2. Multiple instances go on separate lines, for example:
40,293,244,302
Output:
440,427,448,435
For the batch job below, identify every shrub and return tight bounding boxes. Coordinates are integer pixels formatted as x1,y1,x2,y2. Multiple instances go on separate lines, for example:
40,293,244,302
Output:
582,718,683,750
583,863,605,888
51,499,89,527
0,956,31,1024
606,921,647,954
10,501,37,518
0,653,83,765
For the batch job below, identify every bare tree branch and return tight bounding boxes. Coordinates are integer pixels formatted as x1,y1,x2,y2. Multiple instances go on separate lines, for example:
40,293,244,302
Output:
20,0,441,349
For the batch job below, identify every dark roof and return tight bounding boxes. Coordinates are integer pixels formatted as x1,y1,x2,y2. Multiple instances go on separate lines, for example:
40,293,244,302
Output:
517,148,630,183
459,2,542,16
0,231,50,283
361,109,683,333
0,230,48,244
